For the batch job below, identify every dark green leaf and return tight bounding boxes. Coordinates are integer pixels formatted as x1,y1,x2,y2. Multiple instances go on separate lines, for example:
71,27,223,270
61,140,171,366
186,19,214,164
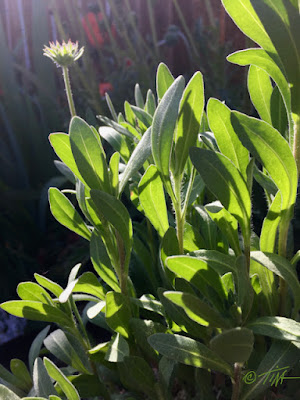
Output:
28,326,50,375
209,328,254,364
138,165,169,238
148,333,233,376
48,188,91,240
174,71,204,176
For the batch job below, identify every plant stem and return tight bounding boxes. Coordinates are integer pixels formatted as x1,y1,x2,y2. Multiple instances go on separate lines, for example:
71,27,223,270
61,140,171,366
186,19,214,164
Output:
182,167,196,220
62,66,76,118
70,295,91,349
231,363,242,400
292,114,300,177
278,212,291,315
174,176,184,254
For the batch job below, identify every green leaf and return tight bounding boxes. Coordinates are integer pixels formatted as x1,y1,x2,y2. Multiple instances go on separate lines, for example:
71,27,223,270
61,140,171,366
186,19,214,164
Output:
98,116,138,141
231,111,297,213
247,316,300,341
206,201,241,255
90,231,120,292
148,333,233,376
145,89,156,116
33,358,57,397
10,359,32,391
69,116,109,192
17,282,53,304
105,333,129,362
0,363,26,393
109,152,120,196
134,83,144,108
183,223,205,253
138,165,169,238
0,385,21,400
253,165,278,197
194,205,218,250
0,301,73,327
152,76,185,181
209,328,254,364
227,48,291,128
72,272,106,300
241,340,300,400
166,255,226,302
44,357,80,400
157,288,206,339
221,0,277,54
250,0,300,114
118,356,156,398
105,92,118,122
260,191,281,252
66,374,110,400
44,330,92,374
90,190,133,273
156,62,175,101
131,294,165,317
49,133,85,184
160,227,179,285
250,259,278,315
174,71,204,176
130,319,168,361
248,65,273,124
130,105,153,130
105,291,131,338
28,326,50,375
34,274,63,298
164,291,230,328
251,251,300,310
124,100,136,125
207,98,248,179
48,188,91,240
271,85,288,136
119,127,152,194
190,148,251,237
98,126,131,163
191,250,237,276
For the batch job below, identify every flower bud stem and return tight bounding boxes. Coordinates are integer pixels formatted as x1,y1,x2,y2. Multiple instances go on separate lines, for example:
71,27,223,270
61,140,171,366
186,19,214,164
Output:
62,66,76,117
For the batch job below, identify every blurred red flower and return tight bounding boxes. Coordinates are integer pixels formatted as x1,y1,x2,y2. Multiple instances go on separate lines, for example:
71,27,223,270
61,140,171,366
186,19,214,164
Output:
99,82,113,97
82,12,116,47
125,57,133,67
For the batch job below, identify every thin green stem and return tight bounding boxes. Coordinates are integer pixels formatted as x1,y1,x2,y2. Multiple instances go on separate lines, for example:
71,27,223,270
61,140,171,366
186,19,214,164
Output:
174,176,184,254
182,168,196,220
62,66,76,118
278,213,291,316
292,114,300,177
70,295,91,349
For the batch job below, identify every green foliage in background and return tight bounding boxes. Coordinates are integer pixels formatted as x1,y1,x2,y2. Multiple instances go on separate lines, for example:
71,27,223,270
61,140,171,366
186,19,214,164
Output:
1,1,300,399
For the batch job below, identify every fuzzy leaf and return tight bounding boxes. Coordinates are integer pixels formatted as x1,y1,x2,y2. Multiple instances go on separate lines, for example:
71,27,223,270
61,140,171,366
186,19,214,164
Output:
156,63,175,101
247,316,300,341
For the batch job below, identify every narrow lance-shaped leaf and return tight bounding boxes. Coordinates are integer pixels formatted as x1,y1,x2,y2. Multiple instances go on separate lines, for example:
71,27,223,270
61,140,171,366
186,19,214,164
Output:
164,291,231,329
248,65,273,124
43,357,80,400
152,76,185,181
134,83,144,109
90,190,133,274
231,111,297,214
247,316,300,342
90,231,120,292
33,358,57,398
105,291,131,338
69,116,110,192
119,127,152,194
145,89,156,116
251,251,300,310
156,62,175,101
130,105,153,130
227,49,291,131
174,71,204,176
0,385,21,400
105,333,129,362
138,165,169,238
148,333,233,377
250,0,300,115
190,148,251,238
48,188,91,240
207,98,248,179
260,191,281,252
241,341,300,400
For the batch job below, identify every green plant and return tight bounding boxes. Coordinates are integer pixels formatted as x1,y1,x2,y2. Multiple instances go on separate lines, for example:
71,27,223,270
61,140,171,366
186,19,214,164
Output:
1,1,300,399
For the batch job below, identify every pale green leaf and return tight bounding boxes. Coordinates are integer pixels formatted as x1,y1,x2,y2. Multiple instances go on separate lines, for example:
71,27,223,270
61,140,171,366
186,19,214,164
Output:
156,63,175,101
105,292,131,338
105,333,129,362
247,316,300,341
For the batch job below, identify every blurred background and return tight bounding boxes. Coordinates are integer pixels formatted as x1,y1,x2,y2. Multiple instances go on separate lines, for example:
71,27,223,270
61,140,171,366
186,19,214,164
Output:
0,0,248,346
